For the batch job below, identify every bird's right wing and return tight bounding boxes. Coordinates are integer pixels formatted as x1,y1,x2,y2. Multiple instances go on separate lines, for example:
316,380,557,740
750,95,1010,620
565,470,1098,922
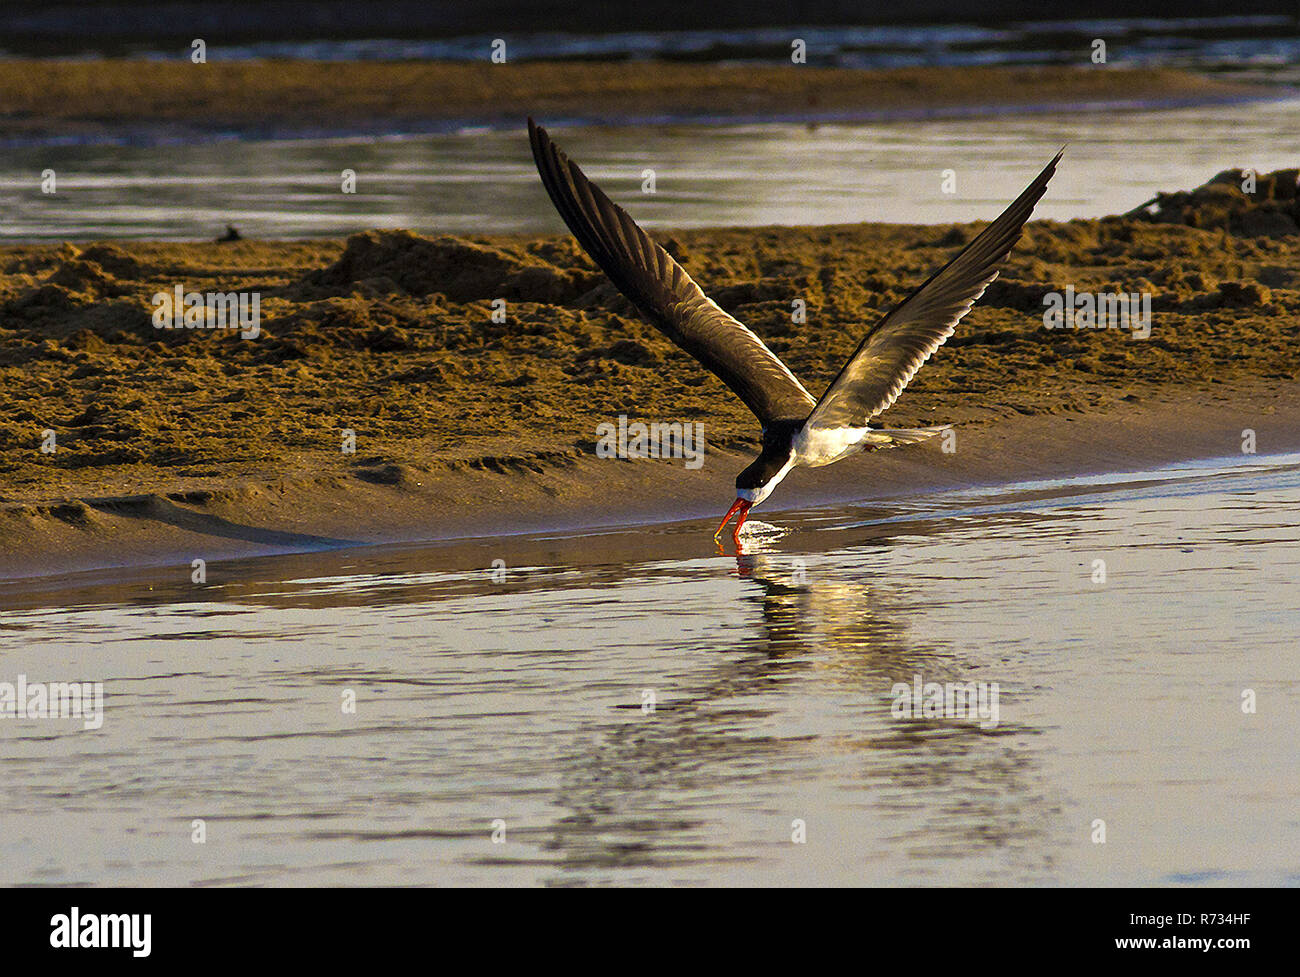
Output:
804,150,1062,434
529,119,817,426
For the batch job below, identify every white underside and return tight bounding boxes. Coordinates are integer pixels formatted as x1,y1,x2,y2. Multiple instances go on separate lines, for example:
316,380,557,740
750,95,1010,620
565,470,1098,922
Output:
792,424,887,467
738,426,882,508
739,424,944,509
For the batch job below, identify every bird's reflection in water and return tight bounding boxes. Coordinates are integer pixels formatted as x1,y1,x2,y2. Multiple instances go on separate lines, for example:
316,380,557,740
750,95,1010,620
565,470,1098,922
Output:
530,527,1059,884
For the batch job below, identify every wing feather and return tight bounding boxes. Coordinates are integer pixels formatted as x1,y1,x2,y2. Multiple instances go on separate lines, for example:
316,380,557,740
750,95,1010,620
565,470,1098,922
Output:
529,119,816,425
804,150,1062,433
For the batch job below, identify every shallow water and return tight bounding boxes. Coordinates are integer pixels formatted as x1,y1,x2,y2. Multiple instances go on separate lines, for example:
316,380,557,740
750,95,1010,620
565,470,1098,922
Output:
2,97,1297,241
1,452,1297,886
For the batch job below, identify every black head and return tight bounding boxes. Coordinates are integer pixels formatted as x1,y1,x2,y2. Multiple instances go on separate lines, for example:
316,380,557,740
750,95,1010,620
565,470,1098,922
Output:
735,420,801,503
717,423,801,541
737,445,793,492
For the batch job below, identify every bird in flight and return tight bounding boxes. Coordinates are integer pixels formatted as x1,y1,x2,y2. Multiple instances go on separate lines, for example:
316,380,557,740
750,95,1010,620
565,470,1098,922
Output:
528,119,1061,545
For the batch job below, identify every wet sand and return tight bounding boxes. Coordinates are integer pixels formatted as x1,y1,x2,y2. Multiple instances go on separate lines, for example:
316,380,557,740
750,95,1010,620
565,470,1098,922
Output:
2,169,1298,578
0,62,1270,143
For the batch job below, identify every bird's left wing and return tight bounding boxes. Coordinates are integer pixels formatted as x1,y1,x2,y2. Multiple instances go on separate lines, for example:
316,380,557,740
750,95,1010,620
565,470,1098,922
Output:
529,119,817,426
803,150,1062,433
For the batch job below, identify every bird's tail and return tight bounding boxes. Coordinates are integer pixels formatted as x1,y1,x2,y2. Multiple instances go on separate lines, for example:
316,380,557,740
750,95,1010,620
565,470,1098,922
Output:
867,425,950,448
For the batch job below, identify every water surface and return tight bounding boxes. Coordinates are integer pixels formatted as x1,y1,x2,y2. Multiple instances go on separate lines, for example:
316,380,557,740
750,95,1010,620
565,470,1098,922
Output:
2,97,1298,241
1,453,1296,885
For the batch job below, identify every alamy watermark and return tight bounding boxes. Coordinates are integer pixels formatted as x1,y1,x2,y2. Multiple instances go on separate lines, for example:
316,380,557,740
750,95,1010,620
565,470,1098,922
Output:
1043,285,1151,339
50,907,150,957
0,674,103,730
595,414,705,469
152,283,260,338
891,673,999,729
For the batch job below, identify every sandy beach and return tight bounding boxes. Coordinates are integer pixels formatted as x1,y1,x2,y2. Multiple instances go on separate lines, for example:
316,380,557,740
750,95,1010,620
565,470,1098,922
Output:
3,161,1297,577
0,62,1270,143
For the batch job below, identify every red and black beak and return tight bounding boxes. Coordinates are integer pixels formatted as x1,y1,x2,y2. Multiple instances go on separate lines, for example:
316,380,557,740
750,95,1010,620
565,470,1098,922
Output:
714,497,753,542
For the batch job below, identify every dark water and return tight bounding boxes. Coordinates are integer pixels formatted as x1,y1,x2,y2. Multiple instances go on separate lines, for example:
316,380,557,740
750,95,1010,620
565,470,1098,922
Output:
1,453,1296,885
9,16,1297,87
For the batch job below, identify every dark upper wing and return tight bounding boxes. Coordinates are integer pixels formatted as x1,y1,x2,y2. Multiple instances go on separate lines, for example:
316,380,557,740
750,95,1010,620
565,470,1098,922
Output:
529,119,816,426
803,150,1062,433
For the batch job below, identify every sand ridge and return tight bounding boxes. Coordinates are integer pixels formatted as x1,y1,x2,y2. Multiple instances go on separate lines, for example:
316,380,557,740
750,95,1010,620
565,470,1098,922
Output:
0,62,1272,143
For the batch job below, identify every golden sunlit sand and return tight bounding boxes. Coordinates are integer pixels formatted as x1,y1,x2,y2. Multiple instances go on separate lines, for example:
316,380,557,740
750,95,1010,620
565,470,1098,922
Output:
2,168,1297,574
0,61,1269,141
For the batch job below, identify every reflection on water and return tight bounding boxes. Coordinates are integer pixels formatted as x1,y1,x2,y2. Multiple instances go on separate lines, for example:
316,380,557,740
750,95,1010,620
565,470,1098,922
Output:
0,453,1297,886
2,97,1298,240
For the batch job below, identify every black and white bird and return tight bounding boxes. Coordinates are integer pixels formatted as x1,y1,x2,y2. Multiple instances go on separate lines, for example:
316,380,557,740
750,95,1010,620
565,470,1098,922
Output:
528,119,1061,544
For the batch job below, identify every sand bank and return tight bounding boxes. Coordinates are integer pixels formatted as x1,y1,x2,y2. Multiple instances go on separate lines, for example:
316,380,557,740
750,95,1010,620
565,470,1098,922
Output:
0,62,1273,143
1,169,1297,579
4,388,1298,581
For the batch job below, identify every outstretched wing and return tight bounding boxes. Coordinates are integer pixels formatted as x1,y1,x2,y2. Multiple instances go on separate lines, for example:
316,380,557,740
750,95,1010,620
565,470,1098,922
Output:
529,119,816,426
804,150,1062,433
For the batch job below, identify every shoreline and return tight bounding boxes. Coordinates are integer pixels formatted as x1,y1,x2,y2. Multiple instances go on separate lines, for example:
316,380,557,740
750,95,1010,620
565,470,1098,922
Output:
0,62,1277,146
1,91,1289,150
2,165,1297,583
4,384,1297,583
